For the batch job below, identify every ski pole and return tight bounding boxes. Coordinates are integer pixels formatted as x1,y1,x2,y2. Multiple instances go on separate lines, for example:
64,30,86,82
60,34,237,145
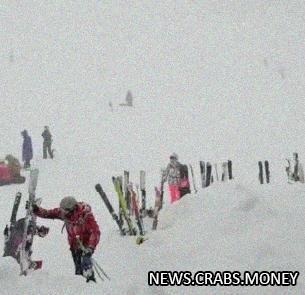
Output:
92,258,110,281
92,263,104,281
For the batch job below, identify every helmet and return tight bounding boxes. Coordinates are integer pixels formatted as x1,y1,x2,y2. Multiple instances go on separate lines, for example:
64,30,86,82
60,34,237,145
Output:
60,196,77,211
170,153,178,160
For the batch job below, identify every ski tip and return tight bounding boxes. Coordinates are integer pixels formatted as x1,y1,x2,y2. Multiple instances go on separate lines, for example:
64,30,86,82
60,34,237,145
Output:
95,184,102,192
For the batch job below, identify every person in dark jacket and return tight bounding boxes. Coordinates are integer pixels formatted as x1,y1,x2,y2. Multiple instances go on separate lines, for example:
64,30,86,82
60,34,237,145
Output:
163,153,182,203
41,126,53,159
33,196,101,282
21,130,33,169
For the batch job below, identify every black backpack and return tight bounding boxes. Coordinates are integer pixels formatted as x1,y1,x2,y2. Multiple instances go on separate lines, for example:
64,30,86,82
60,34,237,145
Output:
179,164,191,197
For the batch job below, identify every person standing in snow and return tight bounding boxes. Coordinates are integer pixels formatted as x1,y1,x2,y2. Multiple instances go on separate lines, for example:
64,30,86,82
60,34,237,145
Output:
21,130,33,169
41,126,53,159
163,153,182,203
32,196,100,282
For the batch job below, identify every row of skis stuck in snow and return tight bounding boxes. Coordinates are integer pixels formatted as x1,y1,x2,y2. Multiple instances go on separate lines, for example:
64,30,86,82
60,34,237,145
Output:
258,152,305,184
3,154,303,274
95,155,304,240
95,170,163,245
94,161,234,243
199,154,304,185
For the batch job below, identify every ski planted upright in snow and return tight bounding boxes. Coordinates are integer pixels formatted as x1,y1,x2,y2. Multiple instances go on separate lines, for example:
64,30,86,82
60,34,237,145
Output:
20,168,42,275
228,160,233,180
152,169,165,230
95,184,125,236
3,192,22,257
189,164,198,194
258,161,263,184
128,184,145,242
112,177,137,235
206,162,212,187
123,171,131,213
139,170,146,215
264,160,270,183
199,161,206,188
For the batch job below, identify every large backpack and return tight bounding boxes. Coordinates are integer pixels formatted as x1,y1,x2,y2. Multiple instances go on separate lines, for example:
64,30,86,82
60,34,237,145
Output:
179,164,191,198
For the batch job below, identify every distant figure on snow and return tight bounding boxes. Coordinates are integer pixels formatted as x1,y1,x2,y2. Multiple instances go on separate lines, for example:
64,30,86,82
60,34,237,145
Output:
21,130,33,169
41,126,53,159
119,90,133,107
32,196,100,283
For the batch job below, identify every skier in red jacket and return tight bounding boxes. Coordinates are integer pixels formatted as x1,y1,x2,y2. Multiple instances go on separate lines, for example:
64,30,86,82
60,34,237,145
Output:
33,196,100,282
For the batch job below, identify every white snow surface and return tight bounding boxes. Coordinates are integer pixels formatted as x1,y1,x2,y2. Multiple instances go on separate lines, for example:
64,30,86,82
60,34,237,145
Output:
0,1,304,294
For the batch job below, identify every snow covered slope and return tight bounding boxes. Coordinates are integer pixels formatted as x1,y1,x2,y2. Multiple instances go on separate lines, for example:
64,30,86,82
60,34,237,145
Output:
1,171,304,295
0,0,304,294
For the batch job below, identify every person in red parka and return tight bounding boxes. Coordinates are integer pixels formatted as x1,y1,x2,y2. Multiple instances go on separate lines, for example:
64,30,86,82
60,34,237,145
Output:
33,196,100,282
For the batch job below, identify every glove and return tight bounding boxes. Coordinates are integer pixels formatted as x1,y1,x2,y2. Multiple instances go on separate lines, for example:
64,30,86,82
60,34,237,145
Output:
32,203,39,212
82,247,94,257
26,201,36,210
26,198,41,212
36,225,49,237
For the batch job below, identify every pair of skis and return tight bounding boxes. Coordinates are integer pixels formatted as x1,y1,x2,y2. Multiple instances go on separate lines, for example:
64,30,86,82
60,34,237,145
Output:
3,169,42,275
95,180,138,237
95,174,161,237
199,160,233,187
258,161,270,184
19,168,41,275
112,176,137,236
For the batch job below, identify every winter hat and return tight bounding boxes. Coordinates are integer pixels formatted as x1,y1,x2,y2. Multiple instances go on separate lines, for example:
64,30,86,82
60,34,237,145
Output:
21,130,28,136
170,153,178,160
60,196,77,211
